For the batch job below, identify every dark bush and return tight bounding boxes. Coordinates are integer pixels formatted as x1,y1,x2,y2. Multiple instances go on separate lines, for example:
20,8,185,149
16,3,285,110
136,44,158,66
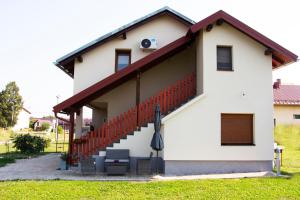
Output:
41,122,50,131
12,134,50,153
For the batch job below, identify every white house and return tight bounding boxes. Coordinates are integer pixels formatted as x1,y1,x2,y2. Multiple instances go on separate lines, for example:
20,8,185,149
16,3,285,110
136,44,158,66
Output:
13,107,31,131
273,80,300,125
53,7,298,175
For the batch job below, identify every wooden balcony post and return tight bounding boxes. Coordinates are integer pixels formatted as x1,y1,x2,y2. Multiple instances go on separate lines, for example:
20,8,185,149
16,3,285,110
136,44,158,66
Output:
68,111,75,165
136,71,141,128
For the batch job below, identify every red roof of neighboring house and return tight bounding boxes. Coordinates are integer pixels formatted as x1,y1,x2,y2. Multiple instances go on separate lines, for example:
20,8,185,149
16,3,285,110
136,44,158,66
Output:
53,10,298,114
274,85,300,105
33,118,54,125
84,118,92,125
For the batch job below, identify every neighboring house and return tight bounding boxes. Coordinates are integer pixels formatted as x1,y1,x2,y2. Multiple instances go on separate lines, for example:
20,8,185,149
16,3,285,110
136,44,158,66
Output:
58,118,70,132
83,118,92,126
13,107,31,131
32,117,55,131
53,7,297,175
273,79,300,125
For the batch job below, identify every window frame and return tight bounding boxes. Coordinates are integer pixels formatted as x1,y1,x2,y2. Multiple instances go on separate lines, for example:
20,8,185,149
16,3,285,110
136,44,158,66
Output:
293,114,300,119
217,46,233,71
115,49,131,72
221,113,254,146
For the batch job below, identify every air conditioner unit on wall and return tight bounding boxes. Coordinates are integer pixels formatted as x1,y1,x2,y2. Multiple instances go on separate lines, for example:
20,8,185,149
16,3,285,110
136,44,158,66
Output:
140,37,157,50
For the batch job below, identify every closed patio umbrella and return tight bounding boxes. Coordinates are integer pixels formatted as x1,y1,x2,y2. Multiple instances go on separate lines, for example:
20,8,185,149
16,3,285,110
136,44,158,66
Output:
150,104,164,174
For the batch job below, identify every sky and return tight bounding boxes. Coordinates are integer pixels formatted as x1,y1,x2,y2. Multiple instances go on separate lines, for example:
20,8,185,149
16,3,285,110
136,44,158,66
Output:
0,0,299,117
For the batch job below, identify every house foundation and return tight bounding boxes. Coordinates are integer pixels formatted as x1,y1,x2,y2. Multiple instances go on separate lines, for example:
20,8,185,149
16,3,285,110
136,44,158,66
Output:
164,160,273,175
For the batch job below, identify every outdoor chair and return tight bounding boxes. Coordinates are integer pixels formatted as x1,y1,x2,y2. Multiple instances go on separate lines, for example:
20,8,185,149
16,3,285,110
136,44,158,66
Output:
80,156,96,175
104,149,130,175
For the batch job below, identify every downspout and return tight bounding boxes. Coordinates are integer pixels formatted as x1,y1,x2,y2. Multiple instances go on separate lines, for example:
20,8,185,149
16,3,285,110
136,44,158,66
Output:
54,111,73,166
54,112,70,124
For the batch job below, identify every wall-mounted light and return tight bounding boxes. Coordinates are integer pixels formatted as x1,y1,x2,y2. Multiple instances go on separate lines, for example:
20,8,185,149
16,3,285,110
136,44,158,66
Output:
241,90,246,97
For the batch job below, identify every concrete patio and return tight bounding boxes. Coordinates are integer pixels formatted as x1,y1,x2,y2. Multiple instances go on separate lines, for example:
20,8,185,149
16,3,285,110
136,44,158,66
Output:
0,153,275,181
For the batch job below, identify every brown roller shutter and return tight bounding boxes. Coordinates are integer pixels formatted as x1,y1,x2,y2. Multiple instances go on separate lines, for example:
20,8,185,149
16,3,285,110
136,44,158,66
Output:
221,114,253,145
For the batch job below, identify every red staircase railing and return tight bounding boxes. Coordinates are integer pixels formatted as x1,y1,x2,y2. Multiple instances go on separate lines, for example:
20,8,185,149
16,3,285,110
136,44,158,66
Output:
71,72,196,161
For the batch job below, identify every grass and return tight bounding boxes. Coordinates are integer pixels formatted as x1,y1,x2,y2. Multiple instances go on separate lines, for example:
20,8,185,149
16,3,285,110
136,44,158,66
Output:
0,125,299,199
0,152,48,167
0,128,14,141
0,176,299,200
274,125,300,174
0,129,68,167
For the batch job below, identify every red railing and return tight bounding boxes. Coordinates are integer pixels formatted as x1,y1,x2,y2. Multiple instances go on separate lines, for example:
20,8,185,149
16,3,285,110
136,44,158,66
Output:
72,72,196,161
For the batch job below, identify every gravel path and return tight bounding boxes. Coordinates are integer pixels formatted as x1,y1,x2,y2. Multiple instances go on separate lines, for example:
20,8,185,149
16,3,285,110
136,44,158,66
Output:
0,153,64,180
0,153,275,181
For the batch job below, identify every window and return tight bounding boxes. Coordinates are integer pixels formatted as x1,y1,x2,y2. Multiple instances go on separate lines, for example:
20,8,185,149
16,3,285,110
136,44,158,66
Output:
217,46,232,71
293,114,300,119
115,50,131,71
221,114,254,145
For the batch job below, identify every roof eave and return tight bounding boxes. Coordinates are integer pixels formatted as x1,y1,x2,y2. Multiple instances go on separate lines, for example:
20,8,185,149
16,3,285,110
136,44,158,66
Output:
188,10,298,68
53,61,74,78
54,6,195,74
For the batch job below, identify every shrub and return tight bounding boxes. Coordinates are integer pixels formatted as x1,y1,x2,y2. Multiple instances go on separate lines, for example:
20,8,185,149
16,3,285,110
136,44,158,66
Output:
57,125,64,134
12,134,50,153
41,122,50,131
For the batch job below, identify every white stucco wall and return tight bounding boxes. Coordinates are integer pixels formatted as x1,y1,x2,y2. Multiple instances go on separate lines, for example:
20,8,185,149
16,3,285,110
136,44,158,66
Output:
92,78,136,120
13,109,30,131
162,23,274,161
107,123,161,157
140,44,195,102
274,105,300,125
92,108,107,129
73,15,189,94
91,47,195,120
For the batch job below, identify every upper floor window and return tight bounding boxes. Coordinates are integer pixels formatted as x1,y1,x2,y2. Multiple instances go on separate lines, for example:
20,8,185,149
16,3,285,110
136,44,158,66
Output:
217,46,232,71
293,114,300,119
115,49,131,71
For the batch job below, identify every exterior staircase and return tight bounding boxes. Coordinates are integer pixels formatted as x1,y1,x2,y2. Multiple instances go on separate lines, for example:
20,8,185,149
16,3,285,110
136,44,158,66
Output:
71,72,196,162
106,123,155,157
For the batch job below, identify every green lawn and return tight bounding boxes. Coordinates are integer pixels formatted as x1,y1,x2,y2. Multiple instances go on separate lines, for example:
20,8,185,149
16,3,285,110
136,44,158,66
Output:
0,128,14,141
0,152,48,167
0,129,68,154
0,129,68,167
0,175,299,200
274,125,300,174
0,125,299,200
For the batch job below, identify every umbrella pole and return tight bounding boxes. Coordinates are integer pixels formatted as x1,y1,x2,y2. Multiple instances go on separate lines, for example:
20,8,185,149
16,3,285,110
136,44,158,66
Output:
156,150,158,174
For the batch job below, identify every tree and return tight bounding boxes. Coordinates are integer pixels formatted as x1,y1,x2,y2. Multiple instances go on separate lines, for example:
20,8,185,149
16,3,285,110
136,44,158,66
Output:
0,82,23,128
